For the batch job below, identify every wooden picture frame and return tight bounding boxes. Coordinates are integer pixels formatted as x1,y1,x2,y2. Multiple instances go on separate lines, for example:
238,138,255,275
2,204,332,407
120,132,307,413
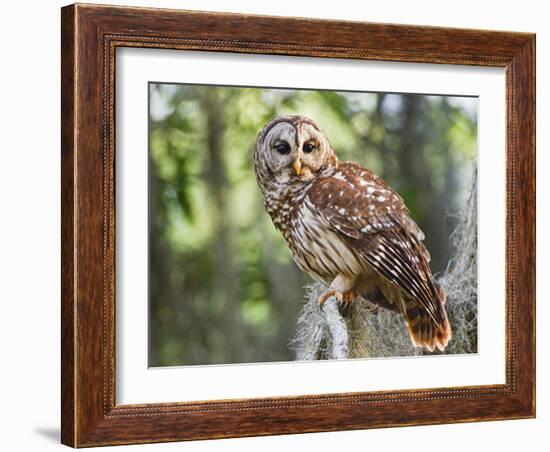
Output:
61,3,535,447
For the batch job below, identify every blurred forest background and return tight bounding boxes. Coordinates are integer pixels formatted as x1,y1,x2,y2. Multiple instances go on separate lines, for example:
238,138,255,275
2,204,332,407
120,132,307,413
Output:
148,83,477,367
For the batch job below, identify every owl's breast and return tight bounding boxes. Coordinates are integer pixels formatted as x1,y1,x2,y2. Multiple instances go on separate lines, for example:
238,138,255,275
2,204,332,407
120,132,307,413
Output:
284,197,366,285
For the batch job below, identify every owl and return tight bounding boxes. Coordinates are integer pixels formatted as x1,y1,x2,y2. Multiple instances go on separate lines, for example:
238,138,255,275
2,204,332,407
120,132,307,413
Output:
253,115,451,352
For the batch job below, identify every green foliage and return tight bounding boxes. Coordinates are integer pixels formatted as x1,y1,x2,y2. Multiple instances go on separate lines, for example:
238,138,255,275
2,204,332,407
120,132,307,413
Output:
148,83,477,366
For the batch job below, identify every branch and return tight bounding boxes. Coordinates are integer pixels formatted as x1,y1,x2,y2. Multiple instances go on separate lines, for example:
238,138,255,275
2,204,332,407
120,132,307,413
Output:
291,285,357,360
322,297,349,359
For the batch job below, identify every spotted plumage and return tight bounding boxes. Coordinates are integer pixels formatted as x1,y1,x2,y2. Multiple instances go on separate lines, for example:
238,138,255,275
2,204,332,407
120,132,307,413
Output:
253,115,451,352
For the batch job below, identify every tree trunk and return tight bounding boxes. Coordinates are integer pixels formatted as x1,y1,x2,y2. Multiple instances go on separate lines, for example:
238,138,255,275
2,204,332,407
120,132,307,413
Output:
201,89,247,362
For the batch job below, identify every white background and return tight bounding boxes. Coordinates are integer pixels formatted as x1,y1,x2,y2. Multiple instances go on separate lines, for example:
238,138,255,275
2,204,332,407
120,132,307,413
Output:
117,49,505,404
0,1,546,451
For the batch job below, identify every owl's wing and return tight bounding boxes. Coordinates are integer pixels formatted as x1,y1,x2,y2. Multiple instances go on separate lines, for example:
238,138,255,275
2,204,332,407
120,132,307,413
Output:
307,162,445,326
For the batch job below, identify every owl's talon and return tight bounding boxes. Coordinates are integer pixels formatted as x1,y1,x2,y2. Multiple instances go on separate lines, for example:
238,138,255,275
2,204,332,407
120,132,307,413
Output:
317,289,341,307
318,289,357,317
338,300,350,317
338,291,358,317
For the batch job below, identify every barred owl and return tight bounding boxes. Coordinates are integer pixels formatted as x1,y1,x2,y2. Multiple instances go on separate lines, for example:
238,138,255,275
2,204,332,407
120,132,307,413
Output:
253,115,451,352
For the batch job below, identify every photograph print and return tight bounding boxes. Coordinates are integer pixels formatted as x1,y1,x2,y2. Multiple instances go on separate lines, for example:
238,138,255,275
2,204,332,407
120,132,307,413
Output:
148,82,478,367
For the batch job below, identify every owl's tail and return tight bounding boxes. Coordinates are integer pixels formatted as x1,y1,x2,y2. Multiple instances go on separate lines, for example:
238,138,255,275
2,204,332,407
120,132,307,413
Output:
402,282,452,352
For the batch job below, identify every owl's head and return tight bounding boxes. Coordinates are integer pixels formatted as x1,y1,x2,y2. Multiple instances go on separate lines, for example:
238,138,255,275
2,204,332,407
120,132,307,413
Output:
254,116,338,186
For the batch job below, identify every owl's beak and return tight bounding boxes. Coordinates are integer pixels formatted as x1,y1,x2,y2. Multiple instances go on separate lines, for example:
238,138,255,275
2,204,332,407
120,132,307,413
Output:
292,159,302,176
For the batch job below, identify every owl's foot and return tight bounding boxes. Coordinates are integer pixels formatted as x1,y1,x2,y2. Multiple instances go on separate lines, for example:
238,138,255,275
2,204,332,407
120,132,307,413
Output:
317,289,358,317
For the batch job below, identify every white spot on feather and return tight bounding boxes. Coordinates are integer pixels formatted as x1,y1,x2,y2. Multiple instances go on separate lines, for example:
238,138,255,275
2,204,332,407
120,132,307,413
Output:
333,172,347,182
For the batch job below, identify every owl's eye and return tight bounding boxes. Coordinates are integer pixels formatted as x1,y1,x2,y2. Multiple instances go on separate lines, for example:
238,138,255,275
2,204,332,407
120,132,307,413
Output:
275,142,291,154
303,142,315,153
